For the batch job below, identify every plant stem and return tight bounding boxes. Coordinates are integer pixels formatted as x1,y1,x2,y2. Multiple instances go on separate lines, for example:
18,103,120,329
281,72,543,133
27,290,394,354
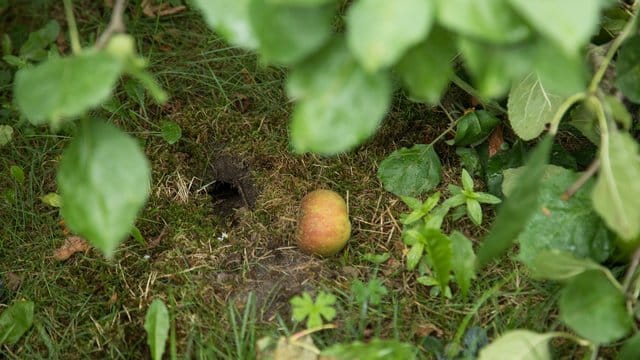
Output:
429,105,465,146
62,0,81,54
548,92,586,136
451,74,508,115
96,0,128,49
561,159,600,201
589,9,639,93
622,247,640,294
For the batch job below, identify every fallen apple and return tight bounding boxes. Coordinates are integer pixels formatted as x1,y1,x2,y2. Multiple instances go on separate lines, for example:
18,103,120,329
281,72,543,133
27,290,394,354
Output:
296,189,351,257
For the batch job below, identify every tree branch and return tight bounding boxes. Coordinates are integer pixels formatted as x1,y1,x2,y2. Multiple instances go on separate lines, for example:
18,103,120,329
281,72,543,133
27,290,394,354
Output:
95,0,128,49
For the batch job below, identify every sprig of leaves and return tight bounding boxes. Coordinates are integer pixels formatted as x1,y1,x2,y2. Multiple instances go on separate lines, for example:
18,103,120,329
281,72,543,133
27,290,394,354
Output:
290,291,337,329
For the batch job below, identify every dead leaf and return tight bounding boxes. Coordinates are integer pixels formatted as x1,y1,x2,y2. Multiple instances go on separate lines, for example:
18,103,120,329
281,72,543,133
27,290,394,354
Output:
415,323,444,338
487,124,504,157
108,292,118,307
141,0,186,17
54,236,91,261
257,335,319,360
5,272,22,291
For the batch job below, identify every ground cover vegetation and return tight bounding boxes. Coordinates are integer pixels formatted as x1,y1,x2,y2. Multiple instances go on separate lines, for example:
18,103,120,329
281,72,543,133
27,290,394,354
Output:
1,0,640,358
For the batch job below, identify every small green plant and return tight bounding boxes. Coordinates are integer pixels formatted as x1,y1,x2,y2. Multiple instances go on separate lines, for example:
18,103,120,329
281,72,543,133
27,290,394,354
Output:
0,300,34,345
143,299,170,360
290,291,337,329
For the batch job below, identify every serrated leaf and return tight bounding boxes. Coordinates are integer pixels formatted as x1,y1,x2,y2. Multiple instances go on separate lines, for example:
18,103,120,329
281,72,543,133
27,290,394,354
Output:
511,166,613,265
559,270,632,344
436,0,530,44
0,300,34,345
347,0,433,72
450,231,475,297
423,228,452,291
287,39,391,154
397,27,456,104
290,291,336,329
14,52,123,126
592,130,640,241
249,0,333,65
452,110,501,146
377,144,442,197
190,0,258,49
478,330,554,360
144,299,170,360
615,35,640,104
618,332,640,360
477,136,553,267
508,73,565,141
509,0,603,56
57,120,150,258
0,125,13,146
527,250,605,281
322,339,417,360
160,121,181,144
351,278,387,306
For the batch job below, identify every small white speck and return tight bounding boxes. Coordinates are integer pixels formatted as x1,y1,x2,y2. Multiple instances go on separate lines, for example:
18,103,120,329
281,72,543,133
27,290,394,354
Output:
143,255,151,260
217,232,229,241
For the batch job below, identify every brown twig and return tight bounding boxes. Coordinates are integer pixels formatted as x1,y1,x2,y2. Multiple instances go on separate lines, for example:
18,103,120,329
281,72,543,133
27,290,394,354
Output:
622,246,640,294
561,159,600,201
95,0,128,49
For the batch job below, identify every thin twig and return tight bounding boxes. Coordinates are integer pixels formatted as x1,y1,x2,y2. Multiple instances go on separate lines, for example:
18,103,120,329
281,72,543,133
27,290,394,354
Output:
622,247,640,294
450,74,508,114
62,0,81,54
561,159,600,201
95,0,128,49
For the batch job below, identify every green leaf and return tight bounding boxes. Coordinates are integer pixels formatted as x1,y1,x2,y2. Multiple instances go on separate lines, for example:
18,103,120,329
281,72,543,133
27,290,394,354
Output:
477,136,553,267
400,196,423,211
559,270,632,344
406,241,424,271
456,147,480,176
435,0,530,44
478,330,554,360
616,35,640,104
501,164,565,197
508,73,565,141
160,121,182,145
249,0,333,65
423,228,452,291
190,0,258,49
450,231,475,297
569,104,599,144
266,0,333,4
483,140,527,196
476,192,501,204
377,144,442,197
451,110,501,146
40,192,62,207
287,39,391,154
0,125,13,146
290,291,336,329
144,299,170,360
461,169,474,192
466,199,482,225
14,52,123,126
618,332,640,360
347,0,433,72
9,165,24,185
396,27,456,104
362,252,390,265
0,300,34,345
592,130,640,241
604,95,632,130
322,339,416,360
350,278,388,306
57,120,151,258
527,250,605,281
513,166,613,265
19,20,59,60
509,0,603,56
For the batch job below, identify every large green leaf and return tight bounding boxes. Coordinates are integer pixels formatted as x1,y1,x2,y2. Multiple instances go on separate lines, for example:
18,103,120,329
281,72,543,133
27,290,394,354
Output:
592,130,640,241
287,40,391,154
57,120,151,258
527,250,606,281
478,330,554,360
618,332,640,360
267,0,334,5
615,35,640,104
346,0,433,72
559,270,632,344
508,166,613,265
450,110,500,146
450,231,475,297
477,136,553,267
508,73,564,141
190,0,258,49
509,0,603,56
19,20,59,60
396,27,456,104
435,0,530,44
14,52,123,126
377,144,442,197
249,0,333,65
322,339,416,360
144,299,170,360
0,301,34,345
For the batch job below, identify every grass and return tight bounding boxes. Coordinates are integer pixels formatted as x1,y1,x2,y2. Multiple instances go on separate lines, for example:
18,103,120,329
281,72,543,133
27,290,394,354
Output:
0,1,567,359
